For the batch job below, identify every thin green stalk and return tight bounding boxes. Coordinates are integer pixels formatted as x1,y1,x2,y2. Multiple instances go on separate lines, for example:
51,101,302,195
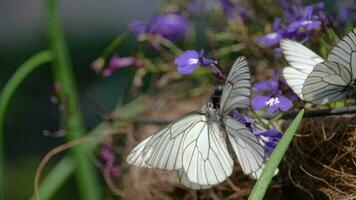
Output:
248,110,305,200
46,0,101,199
152,35,183,55
101,31,129,59
0,51,52,200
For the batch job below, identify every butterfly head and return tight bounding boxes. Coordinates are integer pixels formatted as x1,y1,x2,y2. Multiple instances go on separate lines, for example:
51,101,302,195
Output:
201,102,220,122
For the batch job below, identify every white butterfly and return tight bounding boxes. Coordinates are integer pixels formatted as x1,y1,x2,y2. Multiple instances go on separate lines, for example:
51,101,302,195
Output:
281,39,324,100
126,57,266,189
282,27,356,104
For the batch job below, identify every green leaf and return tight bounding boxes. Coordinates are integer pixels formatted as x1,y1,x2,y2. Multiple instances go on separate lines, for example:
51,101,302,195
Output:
0,51,52,200
248,109,305,200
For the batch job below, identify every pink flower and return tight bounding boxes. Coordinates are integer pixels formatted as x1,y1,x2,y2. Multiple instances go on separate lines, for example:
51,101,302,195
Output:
102,55,141,77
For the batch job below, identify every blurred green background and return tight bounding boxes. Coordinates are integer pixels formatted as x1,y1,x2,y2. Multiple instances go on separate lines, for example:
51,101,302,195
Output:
0,0,159,199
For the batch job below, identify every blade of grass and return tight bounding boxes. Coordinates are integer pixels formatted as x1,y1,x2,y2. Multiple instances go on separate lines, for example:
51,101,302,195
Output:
46,0,101,199
0,51,53,200
248,109,305,200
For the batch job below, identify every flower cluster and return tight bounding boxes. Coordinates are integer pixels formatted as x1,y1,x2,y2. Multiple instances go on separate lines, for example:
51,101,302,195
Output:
101,143,122,177
252,79,293,113
102,55,142,77
256,2,327,48
129,13,188,41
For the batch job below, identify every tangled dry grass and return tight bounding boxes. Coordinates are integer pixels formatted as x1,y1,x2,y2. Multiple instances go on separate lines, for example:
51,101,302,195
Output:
283,115,356,200
115,87,356,200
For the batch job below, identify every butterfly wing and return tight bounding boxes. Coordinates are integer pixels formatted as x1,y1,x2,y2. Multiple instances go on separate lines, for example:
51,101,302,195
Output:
220,56,251,114
302,61,353,104
182,116,233,186
127,114,204,170
126,136,153,167
223,116,265,176
281,39,325,99
328,27,356,79
177,168,214,190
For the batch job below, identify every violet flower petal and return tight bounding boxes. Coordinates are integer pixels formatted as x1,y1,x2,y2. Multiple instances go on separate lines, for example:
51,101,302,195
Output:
174,50,200,74
278,95,293,111
251,96,270,110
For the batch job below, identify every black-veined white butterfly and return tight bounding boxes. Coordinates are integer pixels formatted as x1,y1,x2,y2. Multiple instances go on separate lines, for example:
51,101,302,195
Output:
282,27,356,105
126,57,266,189
281,39,325,100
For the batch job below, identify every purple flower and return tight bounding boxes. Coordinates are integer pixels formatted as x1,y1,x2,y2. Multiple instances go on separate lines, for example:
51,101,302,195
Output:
258,2,328,47
101,143,122,178
337,0,356,24
174,50,200,74
255,128,282,156
102,55,141,77
284,3,327,41
129,20,148,37
149,13,188,41
286,4,323,34
256,32,283,47
252,80,293,113
174,49,223,77
129,13,188,41
256,18,284,47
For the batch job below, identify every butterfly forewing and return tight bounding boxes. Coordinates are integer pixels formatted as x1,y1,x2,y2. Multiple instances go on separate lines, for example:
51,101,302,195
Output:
141,114,204,170
281,39,324,99
220,56,251,114
223,116,265,176
302,61,352,104
328,27,356,79
127,136,153,167
182,116,233,186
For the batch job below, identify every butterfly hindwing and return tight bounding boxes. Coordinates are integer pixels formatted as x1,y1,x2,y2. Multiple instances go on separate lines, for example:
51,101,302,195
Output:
177,168,214,190
302,61,353,105
223,116,265,176
182,116,233,186
328,27,356,79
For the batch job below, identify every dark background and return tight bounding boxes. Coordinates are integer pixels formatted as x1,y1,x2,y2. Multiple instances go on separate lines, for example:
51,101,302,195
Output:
0,0,159,199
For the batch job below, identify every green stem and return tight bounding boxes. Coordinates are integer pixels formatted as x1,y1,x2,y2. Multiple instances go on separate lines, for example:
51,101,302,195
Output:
101,31,129,59
248,110,305,200
153,35,183,55
0,51,53,200
46,0,101,199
